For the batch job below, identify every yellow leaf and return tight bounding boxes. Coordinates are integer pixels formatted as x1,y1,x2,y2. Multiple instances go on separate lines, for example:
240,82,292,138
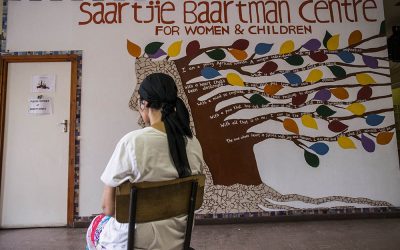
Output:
279,40,295,55
346,103,366,116
226,73,244,86
127,39,141,58
356,73,376,85
264,84,283,95
377,132,394,145
338,136,356,149
327,34,340,51
301,115,318,129
283,118,299,134
228,49,248,60
305,69,323,83
167,40,182,57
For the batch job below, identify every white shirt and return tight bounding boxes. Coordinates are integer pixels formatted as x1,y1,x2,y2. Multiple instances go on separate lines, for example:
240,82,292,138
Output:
99,127,204,250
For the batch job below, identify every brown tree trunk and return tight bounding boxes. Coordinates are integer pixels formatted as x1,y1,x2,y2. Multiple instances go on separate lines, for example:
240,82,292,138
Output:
175,60,263,186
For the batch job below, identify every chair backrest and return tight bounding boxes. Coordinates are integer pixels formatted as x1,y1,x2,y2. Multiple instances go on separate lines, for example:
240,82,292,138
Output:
115,174,206,224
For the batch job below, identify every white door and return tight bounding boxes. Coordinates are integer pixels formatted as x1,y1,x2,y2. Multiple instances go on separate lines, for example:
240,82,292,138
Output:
1,62,71,228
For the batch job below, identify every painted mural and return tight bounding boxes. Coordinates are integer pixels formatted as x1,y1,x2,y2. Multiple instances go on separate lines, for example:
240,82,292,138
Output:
76,0,400,214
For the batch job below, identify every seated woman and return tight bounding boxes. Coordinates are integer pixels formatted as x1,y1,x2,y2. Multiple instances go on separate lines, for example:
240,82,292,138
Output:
86,73,205,250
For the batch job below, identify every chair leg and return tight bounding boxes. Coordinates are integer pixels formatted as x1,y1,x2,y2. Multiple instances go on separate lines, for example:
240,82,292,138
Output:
127,187,138,250
183,181,198,250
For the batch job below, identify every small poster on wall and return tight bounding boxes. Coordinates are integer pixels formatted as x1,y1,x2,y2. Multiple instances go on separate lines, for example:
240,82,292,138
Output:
31,74,56,93
28,96,52,115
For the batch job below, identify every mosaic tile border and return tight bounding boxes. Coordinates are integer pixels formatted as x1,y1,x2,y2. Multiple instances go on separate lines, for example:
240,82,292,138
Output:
1,0,7,52
74,206,400,225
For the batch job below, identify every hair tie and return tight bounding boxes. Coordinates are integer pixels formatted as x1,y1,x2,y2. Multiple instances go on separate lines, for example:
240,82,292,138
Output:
161,102,175,118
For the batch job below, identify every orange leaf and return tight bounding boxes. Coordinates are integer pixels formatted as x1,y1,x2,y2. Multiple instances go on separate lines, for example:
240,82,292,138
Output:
330,87,349,100
348,30,362,46
127,39,141,58
283,118,299,134
264,84,283,95
228,49,248,60
376,132,394,145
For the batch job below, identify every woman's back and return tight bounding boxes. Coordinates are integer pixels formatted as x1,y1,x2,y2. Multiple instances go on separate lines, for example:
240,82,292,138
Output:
95,127,204,250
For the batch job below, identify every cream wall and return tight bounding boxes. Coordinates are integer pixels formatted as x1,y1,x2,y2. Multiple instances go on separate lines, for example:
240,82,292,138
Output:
5,1,140,216
4,0,400,217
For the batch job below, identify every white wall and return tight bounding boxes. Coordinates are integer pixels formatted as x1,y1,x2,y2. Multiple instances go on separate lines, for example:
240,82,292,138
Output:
6,1,141,215
5,0,400,216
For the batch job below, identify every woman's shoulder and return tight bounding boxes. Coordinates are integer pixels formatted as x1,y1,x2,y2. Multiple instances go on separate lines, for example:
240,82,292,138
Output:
118,127,153,145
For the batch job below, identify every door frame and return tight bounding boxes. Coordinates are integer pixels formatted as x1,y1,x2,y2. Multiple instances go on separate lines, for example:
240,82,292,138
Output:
0,54,79,227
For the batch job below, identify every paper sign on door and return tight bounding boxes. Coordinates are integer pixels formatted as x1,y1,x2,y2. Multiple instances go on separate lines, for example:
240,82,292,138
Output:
28,96,53,115
32,75,56,93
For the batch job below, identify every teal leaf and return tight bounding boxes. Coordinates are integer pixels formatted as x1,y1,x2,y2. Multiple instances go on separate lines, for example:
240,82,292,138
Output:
145,42,164,55
250,94,270,107
380,21,386,36
328,66,347,78
304,150,320,168
284,55,304,66
323,31,332,49
316,105,336,118
206,49,226,60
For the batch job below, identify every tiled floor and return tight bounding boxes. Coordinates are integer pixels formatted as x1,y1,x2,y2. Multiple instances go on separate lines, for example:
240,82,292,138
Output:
0,218,399,249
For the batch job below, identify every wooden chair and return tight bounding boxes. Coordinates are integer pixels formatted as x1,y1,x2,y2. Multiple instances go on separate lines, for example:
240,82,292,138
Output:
115,174,206,250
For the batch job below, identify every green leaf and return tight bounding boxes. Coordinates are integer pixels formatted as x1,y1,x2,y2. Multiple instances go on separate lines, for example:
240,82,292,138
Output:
304,150,320,168
316,105,336,118
206,49,226,60
284,55,304,66
250,94,270,107
328,66,347,78
145,42,164,55
323,31,332,49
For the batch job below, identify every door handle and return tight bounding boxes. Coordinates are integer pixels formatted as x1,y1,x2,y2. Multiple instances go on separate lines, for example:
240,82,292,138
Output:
59,120,68,133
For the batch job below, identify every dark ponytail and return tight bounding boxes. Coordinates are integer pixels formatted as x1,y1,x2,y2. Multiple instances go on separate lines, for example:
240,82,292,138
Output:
138,73,192,177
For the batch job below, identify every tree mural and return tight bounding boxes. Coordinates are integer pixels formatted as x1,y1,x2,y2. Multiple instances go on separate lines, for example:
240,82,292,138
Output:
126,22,395,211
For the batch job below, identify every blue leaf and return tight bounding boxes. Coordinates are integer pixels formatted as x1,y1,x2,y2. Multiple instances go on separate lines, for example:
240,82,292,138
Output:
309,143,330,156
284,73,302,85
366,114,385,126
255,43,273,55
201,67,221,79
337,51,355,63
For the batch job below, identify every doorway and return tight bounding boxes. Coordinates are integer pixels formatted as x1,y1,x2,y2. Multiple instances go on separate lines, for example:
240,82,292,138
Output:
0,54,79,227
